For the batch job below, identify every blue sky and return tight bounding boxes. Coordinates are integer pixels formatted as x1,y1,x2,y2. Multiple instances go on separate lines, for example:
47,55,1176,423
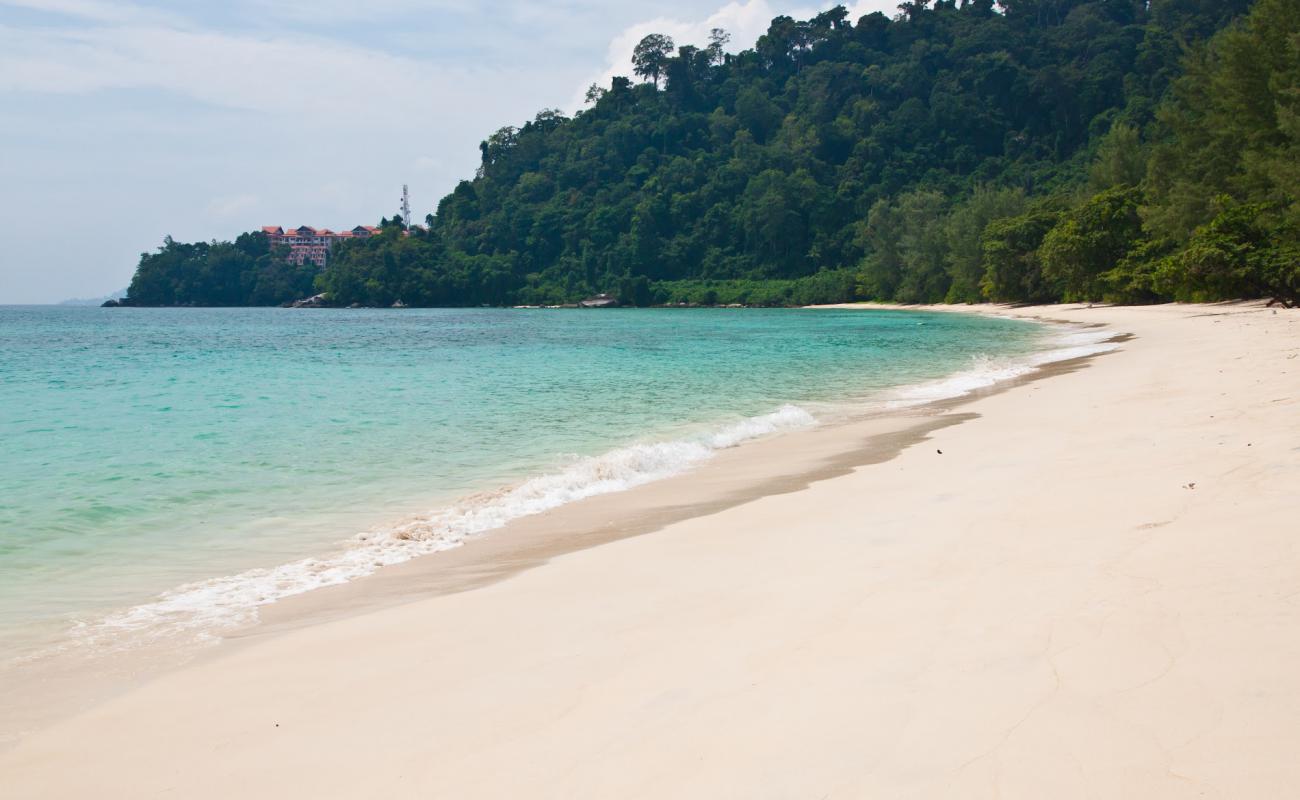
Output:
0,0,894,303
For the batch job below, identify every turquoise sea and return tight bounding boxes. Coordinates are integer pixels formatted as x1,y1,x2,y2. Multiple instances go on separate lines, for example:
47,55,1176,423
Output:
0,306,1091,659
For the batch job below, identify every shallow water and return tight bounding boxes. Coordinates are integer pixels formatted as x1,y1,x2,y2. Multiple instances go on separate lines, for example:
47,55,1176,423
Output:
0,306,1060,656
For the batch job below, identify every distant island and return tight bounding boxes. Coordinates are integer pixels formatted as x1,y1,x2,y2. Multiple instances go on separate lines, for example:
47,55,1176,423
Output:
60,289,127,307
121,0,1296,309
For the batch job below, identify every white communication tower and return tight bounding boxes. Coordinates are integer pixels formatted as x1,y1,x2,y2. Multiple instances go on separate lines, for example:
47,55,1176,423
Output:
401,184,412,228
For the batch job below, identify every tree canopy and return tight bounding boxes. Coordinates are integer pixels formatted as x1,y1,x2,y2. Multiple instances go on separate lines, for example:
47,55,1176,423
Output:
126,232,318,307
124,0,1297,308
632,34,676,87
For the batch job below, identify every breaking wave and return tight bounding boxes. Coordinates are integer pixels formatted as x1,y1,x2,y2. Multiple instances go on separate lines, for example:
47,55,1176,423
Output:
70,404,817,649
883,323,1118,407
65,321,1119,652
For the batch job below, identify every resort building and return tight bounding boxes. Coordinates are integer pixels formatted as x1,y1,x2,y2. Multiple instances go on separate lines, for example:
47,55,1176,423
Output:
261,225,382,267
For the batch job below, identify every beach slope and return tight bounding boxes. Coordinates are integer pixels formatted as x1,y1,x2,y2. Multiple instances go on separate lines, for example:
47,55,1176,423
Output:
3,302,1298,798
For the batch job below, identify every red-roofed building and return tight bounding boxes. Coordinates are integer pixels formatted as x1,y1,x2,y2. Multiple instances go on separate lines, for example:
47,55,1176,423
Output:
263,224,381,267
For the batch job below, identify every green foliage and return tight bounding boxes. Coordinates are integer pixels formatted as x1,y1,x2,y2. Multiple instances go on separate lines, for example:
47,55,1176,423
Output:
1114,0,1300,304
1145,0,1300,241
943,186,1028,303
1148,0,1254,41
127,2,1287,309
354,0,1210,308
318,227,519,307
1100,236,1176,304
980,207,1065,303
632,34,675,87
654,270,857,307
126,232,317,307
1087,122,1147,193
1155,198,1300,305
890,191,951,304
1040,185,1146,301
854,199,905,301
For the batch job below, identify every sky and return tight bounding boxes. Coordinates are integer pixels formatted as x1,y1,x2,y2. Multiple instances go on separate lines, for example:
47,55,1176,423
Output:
0,0,897,303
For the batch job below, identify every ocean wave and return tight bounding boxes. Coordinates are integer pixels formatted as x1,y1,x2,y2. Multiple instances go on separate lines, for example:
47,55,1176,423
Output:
883,323,1119,407
66,322,1117,652
70,404,817,649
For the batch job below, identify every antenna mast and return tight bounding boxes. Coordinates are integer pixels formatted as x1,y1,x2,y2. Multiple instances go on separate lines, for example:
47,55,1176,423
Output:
401,184,412,228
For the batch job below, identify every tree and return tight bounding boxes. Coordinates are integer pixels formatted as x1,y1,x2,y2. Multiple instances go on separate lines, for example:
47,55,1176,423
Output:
1145,0,1300,242
1149,0,1254,40
123,2,1260,307
478,126,519,170
1040,186,1146,301
617,274,653,306
1088,122,1147,193
1156,197,1300,306
944,186,1028,303
756,16,801,70
707,28,731,65
124,231,315,307
893,190,951,303
632,34,675,87
812,6,850,31
899,0,932,22
856,199,904,300
981,209,1064,303
734,86,783,143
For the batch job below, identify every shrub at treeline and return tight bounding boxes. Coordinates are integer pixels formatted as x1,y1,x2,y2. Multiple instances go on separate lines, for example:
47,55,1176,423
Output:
127,0,1299,308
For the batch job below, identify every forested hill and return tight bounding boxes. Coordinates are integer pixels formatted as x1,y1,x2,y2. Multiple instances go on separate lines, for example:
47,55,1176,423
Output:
128,0,1299,308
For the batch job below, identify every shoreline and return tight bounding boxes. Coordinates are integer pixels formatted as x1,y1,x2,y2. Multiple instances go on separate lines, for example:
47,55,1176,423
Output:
1,306,1054,659
0,306,1091,749
3,301,1297,797
250,320,1114,640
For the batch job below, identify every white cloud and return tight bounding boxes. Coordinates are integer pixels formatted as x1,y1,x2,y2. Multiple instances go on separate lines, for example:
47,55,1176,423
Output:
844,1,904,19
0,24,475,118
0,0,906,302
572,0,777,109
572,0,902,110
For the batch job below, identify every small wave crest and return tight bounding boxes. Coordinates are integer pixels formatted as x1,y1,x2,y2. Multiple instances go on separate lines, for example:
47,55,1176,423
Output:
883,323,1119,407
68,404,816,650
60,323,1117,654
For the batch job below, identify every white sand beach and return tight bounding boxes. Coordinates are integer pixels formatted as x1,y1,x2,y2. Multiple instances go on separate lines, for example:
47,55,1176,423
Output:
2,302,1297,798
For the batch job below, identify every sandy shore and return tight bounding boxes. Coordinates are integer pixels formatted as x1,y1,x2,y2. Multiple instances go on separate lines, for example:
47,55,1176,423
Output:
3,302,1297,798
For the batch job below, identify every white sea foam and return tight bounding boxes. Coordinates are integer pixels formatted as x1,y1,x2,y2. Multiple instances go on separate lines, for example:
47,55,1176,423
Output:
882,322,1119,408
70,404,817,649
67,322,1119,652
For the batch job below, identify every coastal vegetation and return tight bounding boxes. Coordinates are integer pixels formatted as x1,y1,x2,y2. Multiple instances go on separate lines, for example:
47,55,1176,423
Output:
125,232,317,307
126,0,1298,308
